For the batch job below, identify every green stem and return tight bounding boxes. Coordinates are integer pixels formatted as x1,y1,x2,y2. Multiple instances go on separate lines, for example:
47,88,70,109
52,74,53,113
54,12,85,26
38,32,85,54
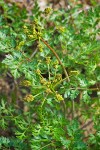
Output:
47,64,51,80
40,142,54,150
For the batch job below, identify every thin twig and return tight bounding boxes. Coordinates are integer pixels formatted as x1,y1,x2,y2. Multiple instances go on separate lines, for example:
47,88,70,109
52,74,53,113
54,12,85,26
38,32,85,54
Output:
70,87,100,91
30,48,38,58
80,120,93,130
40,142,53,150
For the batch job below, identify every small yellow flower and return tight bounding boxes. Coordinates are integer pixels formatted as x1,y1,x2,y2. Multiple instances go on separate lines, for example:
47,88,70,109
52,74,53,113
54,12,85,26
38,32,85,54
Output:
69,70,80,76
53,79,58,83
46,88,52,94
37,32,42,38
56,26,65,33
38,43,43,52
44,7,52,15
23,25,27,29
54,64,58,69
53,61,59,69
46,81,51,87
40,78,47,85
24,94,34,102
56,94,64,101
19,41,25,46
56,74,62,80
36,69,41,75
95,107,100,115
54,60,59,65
33,19,38,25
20,80,31,87
24,29,29,33
23,26,29,33
33,26,37,35
28,35,34,39
46,57,51,64
16,41,25,50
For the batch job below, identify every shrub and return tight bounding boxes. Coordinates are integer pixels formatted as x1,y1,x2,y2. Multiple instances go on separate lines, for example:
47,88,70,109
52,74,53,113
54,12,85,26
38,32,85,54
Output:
0,1,100,149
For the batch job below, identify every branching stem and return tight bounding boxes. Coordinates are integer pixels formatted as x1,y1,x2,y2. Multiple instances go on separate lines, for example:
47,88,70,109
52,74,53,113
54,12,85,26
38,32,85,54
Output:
40,38,74,118
41,38,70,82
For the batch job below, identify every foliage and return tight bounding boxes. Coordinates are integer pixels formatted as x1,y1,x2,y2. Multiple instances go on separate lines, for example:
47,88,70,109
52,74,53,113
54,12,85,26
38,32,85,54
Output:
0,0,100,149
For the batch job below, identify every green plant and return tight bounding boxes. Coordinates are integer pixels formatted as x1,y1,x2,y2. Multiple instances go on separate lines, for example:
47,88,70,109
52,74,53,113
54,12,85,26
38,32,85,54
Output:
0,0,100,149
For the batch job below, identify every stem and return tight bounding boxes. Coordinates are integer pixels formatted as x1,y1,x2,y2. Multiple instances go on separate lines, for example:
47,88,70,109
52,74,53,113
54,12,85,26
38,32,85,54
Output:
30,48,38,58
47,64,50,80
34,92,43,98
70,87,100,91
54,77,69,89
41,97,47,108
72,100,75,119
40,142,53,150
54,78,100,91
80,120,93,130
40,38,75,119
40,38,70,82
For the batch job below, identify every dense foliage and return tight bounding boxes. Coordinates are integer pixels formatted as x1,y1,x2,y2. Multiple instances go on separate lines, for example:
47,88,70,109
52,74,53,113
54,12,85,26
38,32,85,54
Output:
0,0,100,149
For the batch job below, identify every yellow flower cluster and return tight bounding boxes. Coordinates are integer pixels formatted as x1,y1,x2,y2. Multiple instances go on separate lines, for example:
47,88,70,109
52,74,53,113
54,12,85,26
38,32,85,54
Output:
24,94,34,102
16,41,25,50
44,7,52,15
56,26,65,33
20,80,31,87
32,20,42,40
32,25,38,39
69,70,80,76
23,25,29,33
28,34,34,39
40,78,51,87
33,18,38,25
53,60,59,69
27,25,38,40
40,78,47,85
56,74,62,80
52,79,58,83
46,88,52,94
46,57,51,64
56,93,64,101
38,43,43,52
23,19,43,41
95,107,100,115
36,69,41,75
